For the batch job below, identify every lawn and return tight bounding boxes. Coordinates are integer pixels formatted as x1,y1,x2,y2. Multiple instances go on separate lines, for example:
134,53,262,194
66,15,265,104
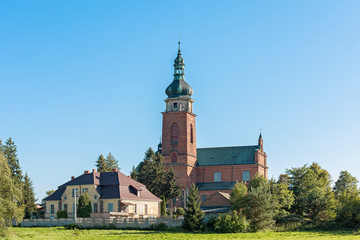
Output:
6,227,360,240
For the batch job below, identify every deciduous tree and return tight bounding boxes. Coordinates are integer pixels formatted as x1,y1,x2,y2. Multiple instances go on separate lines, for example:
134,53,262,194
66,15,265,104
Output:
77,192,92,218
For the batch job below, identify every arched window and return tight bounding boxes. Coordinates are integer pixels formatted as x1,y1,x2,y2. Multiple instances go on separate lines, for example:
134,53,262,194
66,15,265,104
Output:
170,152,177,163
171,123,178,144
190,124,194,143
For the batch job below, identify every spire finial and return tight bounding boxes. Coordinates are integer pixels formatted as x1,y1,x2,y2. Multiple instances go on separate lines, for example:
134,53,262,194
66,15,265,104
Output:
259,129,262,139
178,35,181,51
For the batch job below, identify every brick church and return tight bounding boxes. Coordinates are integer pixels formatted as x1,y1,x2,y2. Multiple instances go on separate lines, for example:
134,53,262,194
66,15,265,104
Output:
159,43,268,207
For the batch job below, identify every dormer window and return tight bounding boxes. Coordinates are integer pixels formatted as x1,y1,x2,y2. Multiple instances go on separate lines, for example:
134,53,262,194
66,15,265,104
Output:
137,190,142,197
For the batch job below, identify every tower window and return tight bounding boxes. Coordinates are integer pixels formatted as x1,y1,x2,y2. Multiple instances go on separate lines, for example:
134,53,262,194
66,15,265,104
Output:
171,152,177,163
173,103,178,109
190,124,194,143
171,123,178,144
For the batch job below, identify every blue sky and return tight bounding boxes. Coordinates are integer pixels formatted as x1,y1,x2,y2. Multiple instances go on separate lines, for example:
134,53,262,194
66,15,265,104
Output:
1,1,359,200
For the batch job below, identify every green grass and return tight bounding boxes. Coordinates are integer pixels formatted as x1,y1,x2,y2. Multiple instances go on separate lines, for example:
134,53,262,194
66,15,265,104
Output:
6,227,360,240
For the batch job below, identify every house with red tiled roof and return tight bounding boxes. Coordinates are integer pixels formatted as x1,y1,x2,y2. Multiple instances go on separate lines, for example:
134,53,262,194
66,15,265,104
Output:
43,169,161,219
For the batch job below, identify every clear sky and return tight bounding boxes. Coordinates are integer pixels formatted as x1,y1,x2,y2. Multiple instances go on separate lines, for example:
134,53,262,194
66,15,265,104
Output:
1,1,359,201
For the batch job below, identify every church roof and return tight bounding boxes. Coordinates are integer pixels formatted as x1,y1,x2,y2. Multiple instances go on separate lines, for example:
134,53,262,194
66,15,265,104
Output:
196,145,259,166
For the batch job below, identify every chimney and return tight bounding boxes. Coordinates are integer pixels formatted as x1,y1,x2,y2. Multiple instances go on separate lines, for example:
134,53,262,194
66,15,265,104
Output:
112,169,118,172
71,176,75,181
84,170,90,174
92,169,96,173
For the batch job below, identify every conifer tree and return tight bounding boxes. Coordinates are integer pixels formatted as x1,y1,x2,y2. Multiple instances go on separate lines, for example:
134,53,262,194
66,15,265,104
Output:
105,152,119,171
162,167,181,202
3,138,23,187
23,173,37,219
183,184,204,232
243,178,277,231
0,153,24,231
130,165,138,180
77,192,92,217
96,154,108,172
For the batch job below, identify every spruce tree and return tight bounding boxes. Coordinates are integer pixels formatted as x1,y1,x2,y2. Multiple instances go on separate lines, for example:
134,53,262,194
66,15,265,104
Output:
96,154,108,172
130,165,138,180
77,192,92,217
105,152,119,171
183,184,204,232
0,153,24,231
23,173,37,219
163,167,181,202
243,179,277,231
3,138,23,187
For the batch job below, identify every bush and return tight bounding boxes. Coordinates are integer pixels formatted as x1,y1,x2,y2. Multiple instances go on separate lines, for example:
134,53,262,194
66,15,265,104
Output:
176,207,185,216
65,223,82,230
214,211,248,233
205,216,217,231
150,223,168,231
56,210,68,219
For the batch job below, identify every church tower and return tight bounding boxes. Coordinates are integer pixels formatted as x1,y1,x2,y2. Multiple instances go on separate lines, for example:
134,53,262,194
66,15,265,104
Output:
161,42,197,188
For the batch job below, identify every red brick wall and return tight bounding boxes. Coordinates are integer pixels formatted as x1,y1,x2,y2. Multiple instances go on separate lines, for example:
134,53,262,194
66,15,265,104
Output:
195,164,265,183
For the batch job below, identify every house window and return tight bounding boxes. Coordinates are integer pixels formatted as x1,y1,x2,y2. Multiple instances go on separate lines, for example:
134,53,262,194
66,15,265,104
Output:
214,172,221,182
72,188,78,198
93,203,98,213
201,195,207,203
170,152,177,163
137,190,141,197
82,188,88,194
190,124,194,143
171,123,179,144
139,204,143,214
242,171,250,182
64,196,67,200
63,204,68,213
108,203,113,212
94,195,97,199
50,204,55,214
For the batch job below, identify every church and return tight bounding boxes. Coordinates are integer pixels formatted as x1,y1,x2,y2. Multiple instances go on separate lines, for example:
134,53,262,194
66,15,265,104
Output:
159,43,268,207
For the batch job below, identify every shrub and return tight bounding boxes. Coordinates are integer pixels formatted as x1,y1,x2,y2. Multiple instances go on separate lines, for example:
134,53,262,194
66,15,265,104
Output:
65,223,82,230
150,222,169,231
214,211,248,233
176,207,185,216
56,210,68,219
205,216,217,231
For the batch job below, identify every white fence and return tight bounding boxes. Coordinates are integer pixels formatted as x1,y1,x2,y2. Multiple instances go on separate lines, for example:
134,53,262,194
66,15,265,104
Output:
18,218,183,228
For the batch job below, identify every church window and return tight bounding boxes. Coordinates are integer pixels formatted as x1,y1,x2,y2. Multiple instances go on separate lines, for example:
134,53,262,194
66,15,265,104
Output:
171,152,177,163
171,123,178,144
214,172,221,182
190,124,194,143
242,171,250,182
